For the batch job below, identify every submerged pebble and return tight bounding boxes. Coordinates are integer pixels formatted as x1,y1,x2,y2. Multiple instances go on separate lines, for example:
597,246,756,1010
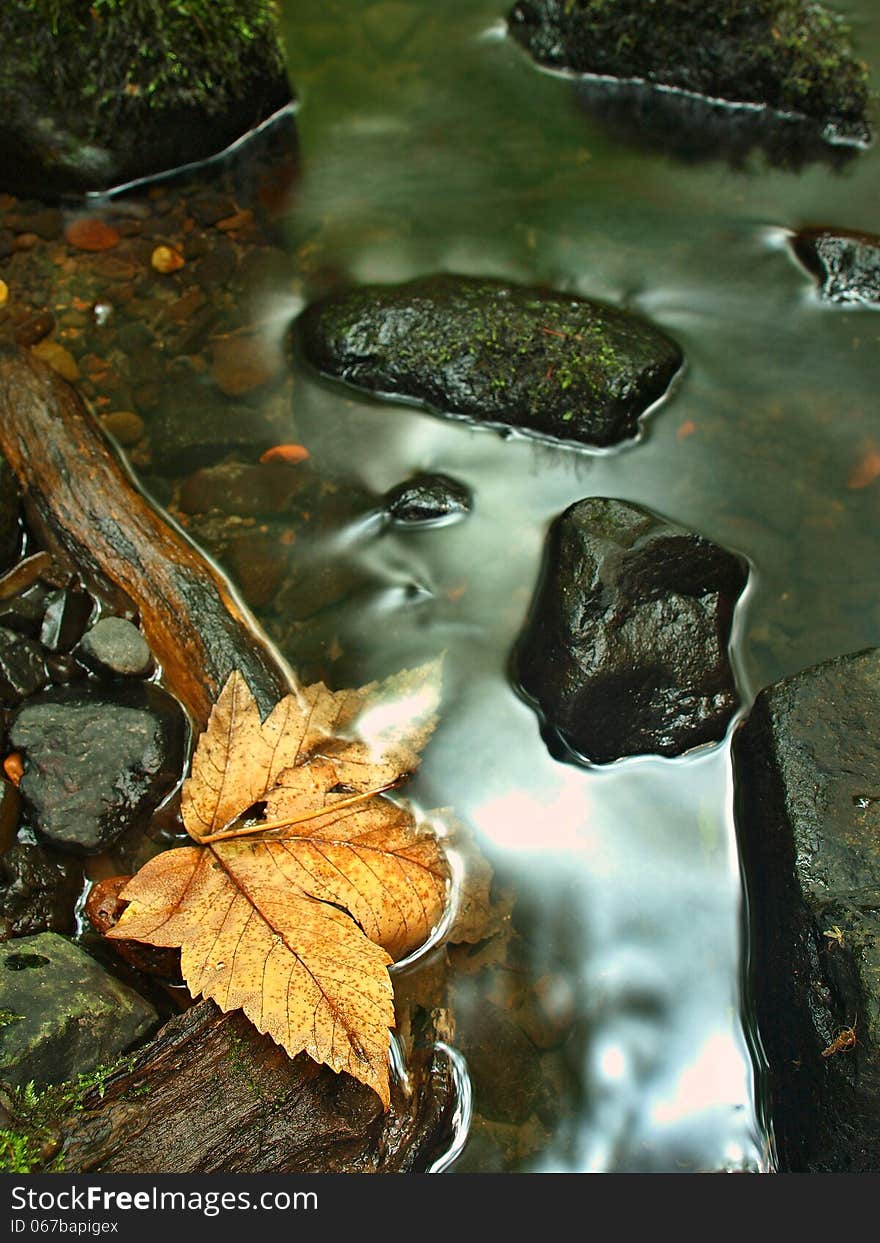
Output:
384,473,473,526
0,842,82,938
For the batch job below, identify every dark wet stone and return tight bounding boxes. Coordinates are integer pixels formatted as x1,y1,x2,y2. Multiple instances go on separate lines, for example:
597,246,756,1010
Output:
297,275,682,449
45,653,87,687
514,498,747,762
0,779,20,856
10,682,186,854
0,4,293,197
0,627,49,707
508,1,871,143
0,844,83,938
178,461,318,518
40,590,94,653
78,618,153,678
0,582,52,636
792,228,880,305
0,932,157,1088
456,1002,542,1124
384,473,472,527
0,453,21,573
733,648,880,1173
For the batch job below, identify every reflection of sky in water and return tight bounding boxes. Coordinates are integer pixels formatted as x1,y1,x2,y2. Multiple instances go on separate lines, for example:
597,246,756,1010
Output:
274,0,880,1170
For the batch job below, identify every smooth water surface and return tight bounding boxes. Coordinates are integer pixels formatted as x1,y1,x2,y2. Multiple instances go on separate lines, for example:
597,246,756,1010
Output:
225,0,880,1171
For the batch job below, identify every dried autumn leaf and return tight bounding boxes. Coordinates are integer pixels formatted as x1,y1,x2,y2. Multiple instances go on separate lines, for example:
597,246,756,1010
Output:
109,663,449,1106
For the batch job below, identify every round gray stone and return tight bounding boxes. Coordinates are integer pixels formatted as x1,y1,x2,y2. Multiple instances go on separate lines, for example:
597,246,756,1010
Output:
78,617,153,678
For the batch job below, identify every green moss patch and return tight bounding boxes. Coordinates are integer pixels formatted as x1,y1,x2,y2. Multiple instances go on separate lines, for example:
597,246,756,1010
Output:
298,274,682,448
508,0,871,140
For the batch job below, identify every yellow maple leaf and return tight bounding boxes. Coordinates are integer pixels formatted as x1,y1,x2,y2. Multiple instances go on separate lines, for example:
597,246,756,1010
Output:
108,662,449,1107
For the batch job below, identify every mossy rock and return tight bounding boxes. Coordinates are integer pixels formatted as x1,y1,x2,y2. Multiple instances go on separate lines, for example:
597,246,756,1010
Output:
297,275,682,449
508,0,871,144
0,932,157,1090
0,0,293,197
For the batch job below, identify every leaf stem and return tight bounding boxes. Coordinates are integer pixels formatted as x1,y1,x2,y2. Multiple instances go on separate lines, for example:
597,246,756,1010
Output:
199,776,407,844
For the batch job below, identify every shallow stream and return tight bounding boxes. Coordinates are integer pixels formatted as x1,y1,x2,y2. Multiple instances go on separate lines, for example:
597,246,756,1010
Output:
48,0,880,1172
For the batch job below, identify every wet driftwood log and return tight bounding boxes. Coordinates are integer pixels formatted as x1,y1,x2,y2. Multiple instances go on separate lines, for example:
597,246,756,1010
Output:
59,1001,454,1174
0,348,456,1172
0,347,294,723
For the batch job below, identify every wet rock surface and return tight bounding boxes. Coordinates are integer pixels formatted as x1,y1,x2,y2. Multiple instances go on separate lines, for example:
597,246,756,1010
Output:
297,275,682,448
733,648,880,1172
10,683,186,854
508,0,871,142
792,228,880,305
0,2,293,197
0,627,49,707
78,618,153,679
0,453,20,572
384,473,472,526
0,844,83,938
515,498,748,763
0,932,157,1088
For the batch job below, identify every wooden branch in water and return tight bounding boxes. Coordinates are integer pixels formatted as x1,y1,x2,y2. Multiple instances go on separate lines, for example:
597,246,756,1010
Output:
0,347,295,726
55,1000,455,1174
0,348,457,1172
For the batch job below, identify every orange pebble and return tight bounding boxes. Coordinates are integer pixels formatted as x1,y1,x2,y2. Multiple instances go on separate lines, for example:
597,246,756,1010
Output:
260,444,310,466
3,752,24,787
65,218,120,252
151,245,185,274
848,445,880,490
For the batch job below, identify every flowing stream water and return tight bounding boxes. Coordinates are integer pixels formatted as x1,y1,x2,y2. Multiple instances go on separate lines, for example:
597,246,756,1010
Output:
52,0,880,1172
259,0,880,1172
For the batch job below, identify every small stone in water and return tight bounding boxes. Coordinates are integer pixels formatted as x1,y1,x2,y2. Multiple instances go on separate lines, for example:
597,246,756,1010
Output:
78,617,152,678
99,410,145,447
65,218,120,252
0,844,82,938
0,627,49,706
384,473,472,526
40,589,94,653
30,340,79,382
151,244,185,274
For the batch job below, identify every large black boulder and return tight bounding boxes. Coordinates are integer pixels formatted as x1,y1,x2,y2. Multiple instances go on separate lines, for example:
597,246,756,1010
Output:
10,682,187,854
508,0,871,144
733,648,880,1172
514,498,748,762
297,275,682,449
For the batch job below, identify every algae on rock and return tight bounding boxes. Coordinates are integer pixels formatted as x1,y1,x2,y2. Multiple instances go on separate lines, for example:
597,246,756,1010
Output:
508,0,872,142
0,0,292,195
298,275,682,449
